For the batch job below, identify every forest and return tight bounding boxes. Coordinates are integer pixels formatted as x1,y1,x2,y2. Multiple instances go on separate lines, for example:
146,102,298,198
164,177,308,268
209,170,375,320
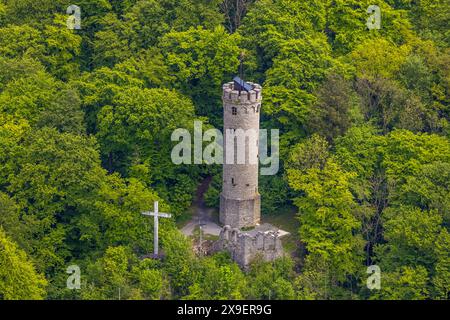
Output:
0,0,449,300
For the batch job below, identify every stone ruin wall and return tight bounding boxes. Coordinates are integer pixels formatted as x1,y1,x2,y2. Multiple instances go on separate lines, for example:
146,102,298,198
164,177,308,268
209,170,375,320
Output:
214,225,284,268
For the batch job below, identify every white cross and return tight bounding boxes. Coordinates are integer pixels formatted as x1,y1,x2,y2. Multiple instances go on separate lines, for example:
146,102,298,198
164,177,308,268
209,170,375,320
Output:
142,201,172,257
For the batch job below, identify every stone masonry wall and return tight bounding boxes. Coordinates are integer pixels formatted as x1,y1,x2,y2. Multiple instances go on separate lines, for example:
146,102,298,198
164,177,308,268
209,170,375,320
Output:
215,225,284,268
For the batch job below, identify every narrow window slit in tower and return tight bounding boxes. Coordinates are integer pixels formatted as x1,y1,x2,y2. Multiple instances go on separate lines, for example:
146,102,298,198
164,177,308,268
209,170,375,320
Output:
232,107,237,115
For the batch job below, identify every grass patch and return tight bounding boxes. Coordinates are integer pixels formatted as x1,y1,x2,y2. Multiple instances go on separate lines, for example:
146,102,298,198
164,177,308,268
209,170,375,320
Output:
190,226,220,242
210,208,220,224
262,205,299,255
204,234,220,241
176,206,195,228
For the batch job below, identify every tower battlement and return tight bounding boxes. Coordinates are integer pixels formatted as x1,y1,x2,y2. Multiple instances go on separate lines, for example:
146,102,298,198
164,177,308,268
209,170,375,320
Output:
222,82,262,104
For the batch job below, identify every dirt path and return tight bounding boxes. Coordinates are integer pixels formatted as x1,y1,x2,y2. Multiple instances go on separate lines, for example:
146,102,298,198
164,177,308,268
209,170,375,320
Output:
181,176,222,237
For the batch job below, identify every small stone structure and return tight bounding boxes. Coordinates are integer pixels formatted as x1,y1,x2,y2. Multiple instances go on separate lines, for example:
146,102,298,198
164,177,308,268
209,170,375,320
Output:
214,224,284,267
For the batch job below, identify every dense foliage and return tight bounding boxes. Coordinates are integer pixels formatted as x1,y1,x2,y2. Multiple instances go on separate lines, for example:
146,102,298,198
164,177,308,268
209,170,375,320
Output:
0,0,448,300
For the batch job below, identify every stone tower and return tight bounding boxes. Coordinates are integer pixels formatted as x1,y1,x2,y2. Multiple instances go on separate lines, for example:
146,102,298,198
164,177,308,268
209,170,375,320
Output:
219,77,262,229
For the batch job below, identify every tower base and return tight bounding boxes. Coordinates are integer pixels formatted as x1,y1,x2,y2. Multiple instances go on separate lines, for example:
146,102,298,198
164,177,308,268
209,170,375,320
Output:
219,193,260,229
